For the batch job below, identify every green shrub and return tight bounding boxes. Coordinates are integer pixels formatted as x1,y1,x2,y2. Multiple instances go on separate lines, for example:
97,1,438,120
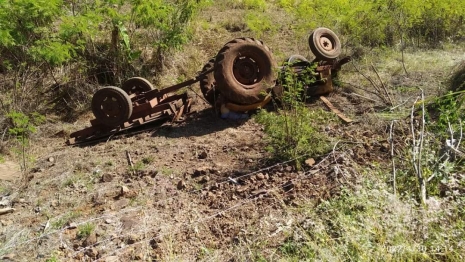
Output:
77,223,95,239
255,63,334,167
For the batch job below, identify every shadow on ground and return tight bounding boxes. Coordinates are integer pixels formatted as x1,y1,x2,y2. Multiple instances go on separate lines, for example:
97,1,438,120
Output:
151,107,249,138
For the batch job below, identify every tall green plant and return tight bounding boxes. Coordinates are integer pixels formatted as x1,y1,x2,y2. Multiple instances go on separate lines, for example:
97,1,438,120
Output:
255,63,333,167
6,111,45,171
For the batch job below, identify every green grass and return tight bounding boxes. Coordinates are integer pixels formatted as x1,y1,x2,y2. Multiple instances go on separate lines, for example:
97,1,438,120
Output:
77,223,95,239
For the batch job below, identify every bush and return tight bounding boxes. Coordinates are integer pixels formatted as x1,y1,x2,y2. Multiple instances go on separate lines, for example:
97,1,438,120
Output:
255,63,334,167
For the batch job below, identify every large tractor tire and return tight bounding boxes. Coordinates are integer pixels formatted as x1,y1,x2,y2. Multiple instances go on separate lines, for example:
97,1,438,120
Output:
214,38,277,105
309,27,341,61
199,58,218,105
91,86,133,127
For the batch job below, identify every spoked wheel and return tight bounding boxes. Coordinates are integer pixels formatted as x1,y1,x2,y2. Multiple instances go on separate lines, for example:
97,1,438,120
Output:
214,37,277,105
121,77,154,96
91,86,133,127
309,27,341,61
199,58,219,105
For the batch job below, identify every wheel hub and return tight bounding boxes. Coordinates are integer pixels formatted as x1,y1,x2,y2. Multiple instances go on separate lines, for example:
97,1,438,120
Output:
101,97,121,117
233,57,259,86
319,36,334,51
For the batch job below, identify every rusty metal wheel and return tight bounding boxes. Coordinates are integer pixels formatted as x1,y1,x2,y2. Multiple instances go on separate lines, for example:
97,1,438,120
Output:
214,38,277,105
121,77,154,95
91,86,133,127
199,58,219,105
309,28,341,61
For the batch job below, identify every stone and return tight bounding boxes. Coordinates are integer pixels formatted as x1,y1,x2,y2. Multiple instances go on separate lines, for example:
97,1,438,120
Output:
1,253,15,260
126,234,140,244
120,216,138,229
48,157,55,163
120,186,130,195
101,173,114,182
104,256,119,262
67,222,77,229
112,199,130,210
134,253,144,260
82,232,97,247
256,173,265,180
85,247,99,258
305,158,316,167
192,167,208,177
198,151,208,159
177,180,186,190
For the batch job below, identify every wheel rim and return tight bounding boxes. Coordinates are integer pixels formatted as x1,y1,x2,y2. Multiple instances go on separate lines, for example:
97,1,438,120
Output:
100,95,124,118
319,35,334,52
92,87,132,127
233,57,261,87
122,77,154,95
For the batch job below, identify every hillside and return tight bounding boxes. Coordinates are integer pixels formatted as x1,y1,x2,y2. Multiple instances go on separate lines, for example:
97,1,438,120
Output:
1,1,465,261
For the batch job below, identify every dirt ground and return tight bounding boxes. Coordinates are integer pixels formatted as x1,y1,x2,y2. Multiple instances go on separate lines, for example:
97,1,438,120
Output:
0,47,463,261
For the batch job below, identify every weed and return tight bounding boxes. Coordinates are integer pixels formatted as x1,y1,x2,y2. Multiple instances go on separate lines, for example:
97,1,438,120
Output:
141,156,155,165
6,111,45,171
51,212,81,229
255,63,335,168
77,223,95,239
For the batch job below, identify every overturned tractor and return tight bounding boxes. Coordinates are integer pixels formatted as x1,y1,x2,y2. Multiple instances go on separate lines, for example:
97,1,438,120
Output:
68,27,350,145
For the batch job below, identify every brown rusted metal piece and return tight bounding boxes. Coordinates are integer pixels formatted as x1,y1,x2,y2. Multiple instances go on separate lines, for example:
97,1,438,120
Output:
67,74,202,145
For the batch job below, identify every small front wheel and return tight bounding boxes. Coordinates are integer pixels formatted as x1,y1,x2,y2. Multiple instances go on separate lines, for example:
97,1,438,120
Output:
309,28,341,61
121,77,154,96
91,86,133,127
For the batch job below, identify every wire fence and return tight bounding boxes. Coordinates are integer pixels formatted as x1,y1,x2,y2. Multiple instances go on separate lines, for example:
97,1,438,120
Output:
1,149,348,260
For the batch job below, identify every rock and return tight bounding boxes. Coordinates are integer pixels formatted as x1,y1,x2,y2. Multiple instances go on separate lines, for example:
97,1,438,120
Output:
134,253,144,260
1,220,12,226
85,247,99,258
120,216,138,229
200,176,210,183
101,173,114,182
282,181,294,192
82,232,97,247
192,167,208,177
48,157,55,163
67,222,77,229
305,158,316,167
104,256,119,262
126,234,140,244
177,180,186,190
104,219,114,224
50,200,59,207
120,186,130,195
105,255,119,262
198,151,208,159
1,253,15,260
256,173,265,180
112,199,130,210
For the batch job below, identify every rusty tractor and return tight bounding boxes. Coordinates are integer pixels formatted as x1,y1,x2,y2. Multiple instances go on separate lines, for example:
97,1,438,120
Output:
68,27,350,145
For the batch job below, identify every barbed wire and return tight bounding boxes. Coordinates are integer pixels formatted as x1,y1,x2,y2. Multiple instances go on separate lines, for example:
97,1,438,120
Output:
1,145,346,259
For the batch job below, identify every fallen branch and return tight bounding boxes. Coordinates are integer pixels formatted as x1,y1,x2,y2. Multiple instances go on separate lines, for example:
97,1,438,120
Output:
0,207,15,215
371,64,393,106
320,96,353,123
126,150,135,175
389,120,397,197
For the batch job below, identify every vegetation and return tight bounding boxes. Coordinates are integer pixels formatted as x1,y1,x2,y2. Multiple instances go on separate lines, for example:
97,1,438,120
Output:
255,63,335,167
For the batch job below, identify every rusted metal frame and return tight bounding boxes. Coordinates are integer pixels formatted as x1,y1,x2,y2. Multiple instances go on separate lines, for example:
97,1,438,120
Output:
130,102,173,120
142,68,213,101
